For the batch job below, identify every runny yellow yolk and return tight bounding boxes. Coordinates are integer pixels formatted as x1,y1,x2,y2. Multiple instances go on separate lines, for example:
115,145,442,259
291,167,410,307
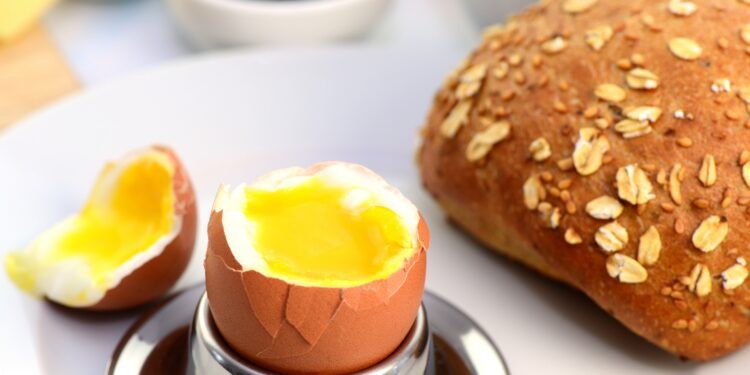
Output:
243,177,414,287
5,151,175,295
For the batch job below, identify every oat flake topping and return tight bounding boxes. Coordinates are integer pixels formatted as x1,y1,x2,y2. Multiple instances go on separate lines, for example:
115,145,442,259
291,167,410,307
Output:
606,254,647,283
596,221,629,253
565,228,583,245
669,37,702,60
668,0,696,16
637,226,661,266
465,121,511,162
573,128,610,176
440,100,472,138
626,68,660,90
616,164,655,205
722,263,749,290
529,137,552,161
586,195,624,220
595,83,627,102
523,175,546,210
692,215,729,253
585,26,613,51
562,0,598,14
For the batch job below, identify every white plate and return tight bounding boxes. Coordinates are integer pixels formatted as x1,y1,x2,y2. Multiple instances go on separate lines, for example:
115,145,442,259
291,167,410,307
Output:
0,46,747,374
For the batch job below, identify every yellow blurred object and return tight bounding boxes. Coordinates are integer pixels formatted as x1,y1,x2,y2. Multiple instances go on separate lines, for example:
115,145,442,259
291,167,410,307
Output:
0,0,58,43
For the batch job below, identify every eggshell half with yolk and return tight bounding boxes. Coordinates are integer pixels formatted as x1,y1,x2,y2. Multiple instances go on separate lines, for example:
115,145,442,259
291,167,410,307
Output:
5,145,197,311
205,162,429,374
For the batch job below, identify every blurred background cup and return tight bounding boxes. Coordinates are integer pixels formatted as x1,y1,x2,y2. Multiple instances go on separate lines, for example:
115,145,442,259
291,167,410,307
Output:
462,0,532,29
164,0,394,49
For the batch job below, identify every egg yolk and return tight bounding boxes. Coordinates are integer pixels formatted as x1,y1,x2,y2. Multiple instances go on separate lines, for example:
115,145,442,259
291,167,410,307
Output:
244,177,414,286
5,151,175,295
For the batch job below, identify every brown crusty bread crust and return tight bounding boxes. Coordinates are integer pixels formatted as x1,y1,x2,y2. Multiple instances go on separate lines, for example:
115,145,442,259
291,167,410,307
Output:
418,0,750,361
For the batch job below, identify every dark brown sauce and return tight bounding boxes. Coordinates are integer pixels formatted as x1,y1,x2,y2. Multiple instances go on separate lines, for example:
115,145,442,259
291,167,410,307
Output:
140,325,190,375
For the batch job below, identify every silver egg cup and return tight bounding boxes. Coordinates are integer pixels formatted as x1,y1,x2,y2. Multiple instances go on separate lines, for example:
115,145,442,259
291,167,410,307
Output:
108,285,509,375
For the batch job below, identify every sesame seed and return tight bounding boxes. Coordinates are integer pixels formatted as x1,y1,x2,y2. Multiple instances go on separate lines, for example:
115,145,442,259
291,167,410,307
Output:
538,74,550,87
557,158,574,171
674,300,688,311
631,53,645,66
677,137,693,147
692,198,710,209
528,55,541,69
541,171,554,182
642,163,657,172
565,201,577,214
558,79,570,91
560,190,572,202
508,53,523,66
661,202,675,213
657,169,667,185
616,58,633,70
553,100,568,113
641,14,662,32
672,319,687,329
675,218,685,234
721,188,734,208
513,71,526,84
594,118,610,129
558,178,573,189
583,106,599,119
717,37,729,50
625,30,641,41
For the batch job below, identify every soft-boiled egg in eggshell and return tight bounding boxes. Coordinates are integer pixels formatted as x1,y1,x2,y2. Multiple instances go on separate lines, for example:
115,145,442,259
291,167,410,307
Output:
5,145,197,311
205,162,429,374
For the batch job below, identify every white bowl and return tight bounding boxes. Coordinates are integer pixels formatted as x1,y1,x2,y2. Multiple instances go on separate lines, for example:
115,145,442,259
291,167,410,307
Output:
165,0,393,49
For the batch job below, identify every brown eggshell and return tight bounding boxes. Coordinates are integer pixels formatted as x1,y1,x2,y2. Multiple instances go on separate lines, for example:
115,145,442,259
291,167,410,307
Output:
205,206,429,374
87,145,197,311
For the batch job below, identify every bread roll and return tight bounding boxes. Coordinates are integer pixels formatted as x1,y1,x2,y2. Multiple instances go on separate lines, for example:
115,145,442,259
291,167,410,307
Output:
418,0,750,360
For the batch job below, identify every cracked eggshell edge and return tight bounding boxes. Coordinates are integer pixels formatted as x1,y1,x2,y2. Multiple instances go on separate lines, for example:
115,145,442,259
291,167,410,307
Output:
204,179,429,374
